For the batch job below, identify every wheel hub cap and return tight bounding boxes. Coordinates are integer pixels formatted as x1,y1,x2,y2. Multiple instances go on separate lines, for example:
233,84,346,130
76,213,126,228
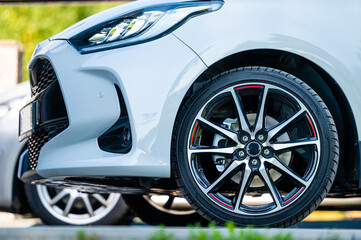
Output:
246,142,262,157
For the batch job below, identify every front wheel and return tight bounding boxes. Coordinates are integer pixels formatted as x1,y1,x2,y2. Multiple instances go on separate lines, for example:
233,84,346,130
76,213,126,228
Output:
172,67,339,227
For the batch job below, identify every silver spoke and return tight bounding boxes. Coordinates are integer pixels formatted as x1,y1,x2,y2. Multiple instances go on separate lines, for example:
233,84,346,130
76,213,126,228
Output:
231,89,251,133
63,194,76,216
254,86,269,133
234,166,252,210
272,139,318,151
267,109,305,140
163,196,175,209
92,194,110,207
197,117,240,144
189,146,236,155
49,189,69,206
81,195,95,217
36,185,122,224
206,160,244,193
259,166,282,208
267,157,308,186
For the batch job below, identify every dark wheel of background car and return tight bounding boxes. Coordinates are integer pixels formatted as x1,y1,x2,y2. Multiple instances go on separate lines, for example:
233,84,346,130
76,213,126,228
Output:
25,183,129,225
172,67,339,227
122,194,205,226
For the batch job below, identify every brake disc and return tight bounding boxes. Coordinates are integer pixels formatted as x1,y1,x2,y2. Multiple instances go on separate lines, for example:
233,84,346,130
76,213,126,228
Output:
212,114,291,188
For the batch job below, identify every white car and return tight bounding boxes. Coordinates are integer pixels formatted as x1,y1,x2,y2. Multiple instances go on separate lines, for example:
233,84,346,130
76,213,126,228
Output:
0,83,128,225
19,0,361,227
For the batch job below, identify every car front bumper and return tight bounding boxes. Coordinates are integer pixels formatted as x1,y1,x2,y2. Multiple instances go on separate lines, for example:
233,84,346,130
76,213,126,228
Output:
19,34,207,182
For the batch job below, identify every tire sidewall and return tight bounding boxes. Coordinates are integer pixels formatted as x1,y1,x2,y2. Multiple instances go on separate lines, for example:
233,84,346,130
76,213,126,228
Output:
175,68,334,226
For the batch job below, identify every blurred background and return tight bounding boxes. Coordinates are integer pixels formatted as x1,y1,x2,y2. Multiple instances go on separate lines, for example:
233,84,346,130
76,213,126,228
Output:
1,0,361,229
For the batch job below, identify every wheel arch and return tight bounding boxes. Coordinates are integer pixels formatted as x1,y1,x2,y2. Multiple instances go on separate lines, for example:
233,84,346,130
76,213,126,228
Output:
175,49,359,189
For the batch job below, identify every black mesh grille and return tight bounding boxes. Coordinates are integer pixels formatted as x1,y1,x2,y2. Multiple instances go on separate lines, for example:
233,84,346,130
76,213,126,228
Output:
31,59,57,96
28,122,68,170
28,59,68,170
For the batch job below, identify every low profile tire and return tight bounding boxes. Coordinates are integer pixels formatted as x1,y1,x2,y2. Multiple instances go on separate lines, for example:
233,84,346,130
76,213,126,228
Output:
172,67,339,227
122,194,205,226
25,183,128,225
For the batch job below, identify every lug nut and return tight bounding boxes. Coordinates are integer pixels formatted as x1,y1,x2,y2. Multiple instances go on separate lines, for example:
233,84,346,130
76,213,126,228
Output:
263,148,271,157
257,134,265,142
241,135,249,143
251,159,259,166
238,150,246,159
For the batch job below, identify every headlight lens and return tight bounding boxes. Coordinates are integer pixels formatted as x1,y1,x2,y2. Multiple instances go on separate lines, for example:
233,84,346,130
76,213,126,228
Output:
88,10,164,45
69,1,224,54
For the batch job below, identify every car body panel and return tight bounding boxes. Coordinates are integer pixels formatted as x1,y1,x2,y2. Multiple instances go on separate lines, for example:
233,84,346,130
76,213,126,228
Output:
173,0,361,137
31,34,206,179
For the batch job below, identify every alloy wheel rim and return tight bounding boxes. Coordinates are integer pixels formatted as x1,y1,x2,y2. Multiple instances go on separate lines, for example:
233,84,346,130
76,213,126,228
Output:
145,195,196,215
187,82,320,216
36,185,121,225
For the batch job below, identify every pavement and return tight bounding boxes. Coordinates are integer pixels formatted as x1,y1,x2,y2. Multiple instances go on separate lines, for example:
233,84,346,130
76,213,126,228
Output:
1,226,361,240
2,211,361,239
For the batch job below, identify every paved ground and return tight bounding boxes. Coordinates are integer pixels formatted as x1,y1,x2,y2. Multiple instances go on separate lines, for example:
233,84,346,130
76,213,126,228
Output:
1,211,361,239
2,210,361,228
1,226,361,240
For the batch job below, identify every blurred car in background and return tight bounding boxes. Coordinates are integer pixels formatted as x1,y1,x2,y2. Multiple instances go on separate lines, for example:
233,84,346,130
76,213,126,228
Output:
0,82,129,225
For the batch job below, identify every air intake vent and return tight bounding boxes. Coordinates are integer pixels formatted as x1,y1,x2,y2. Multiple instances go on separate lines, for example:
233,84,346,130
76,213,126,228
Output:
98,85,132,154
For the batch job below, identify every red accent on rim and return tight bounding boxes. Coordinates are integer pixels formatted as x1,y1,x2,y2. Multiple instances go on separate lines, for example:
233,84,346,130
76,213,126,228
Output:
236,85,264,90
283,187,305,205
209,193,233,209
305,113,317,138
190,121,198,147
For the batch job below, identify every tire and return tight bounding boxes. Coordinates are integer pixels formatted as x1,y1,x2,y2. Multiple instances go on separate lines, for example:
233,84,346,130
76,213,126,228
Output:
25,183,129,225
122,194,205,226
172,67,339,227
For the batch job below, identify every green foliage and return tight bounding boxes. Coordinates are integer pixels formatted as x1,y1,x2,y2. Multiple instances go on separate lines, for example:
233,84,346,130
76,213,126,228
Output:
187,221,294,240
76,230,99,240
150,225,174,240
0,2,124,81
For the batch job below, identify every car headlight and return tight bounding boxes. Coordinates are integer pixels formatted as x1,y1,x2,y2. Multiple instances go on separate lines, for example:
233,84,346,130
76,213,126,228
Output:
69,1,224,54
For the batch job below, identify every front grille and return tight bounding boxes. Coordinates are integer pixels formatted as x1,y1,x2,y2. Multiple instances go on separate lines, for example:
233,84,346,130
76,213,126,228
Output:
28,122,68,170
28,58,69,170
31,59,57,96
